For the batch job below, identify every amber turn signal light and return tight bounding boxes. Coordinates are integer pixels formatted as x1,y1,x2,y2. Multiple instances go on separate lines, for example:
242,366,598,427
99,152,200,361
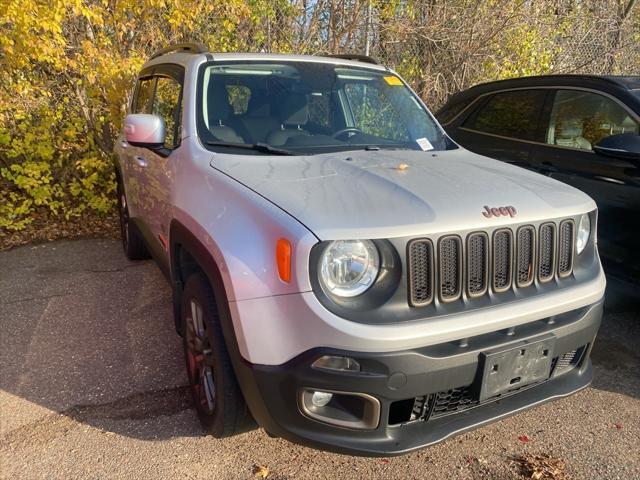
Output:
276,238,292,283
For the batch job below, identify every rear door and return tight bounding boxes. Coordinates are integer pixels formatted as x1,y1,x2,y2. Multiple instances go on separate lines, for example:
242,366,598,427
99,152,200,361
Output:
529,88,640,277
453,89,549,167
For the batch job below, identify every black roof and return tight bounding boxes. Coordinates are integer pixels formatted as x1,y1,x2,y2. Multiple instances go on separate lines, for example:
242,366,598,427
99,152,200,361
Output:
467,74,639,94
443,74,640,110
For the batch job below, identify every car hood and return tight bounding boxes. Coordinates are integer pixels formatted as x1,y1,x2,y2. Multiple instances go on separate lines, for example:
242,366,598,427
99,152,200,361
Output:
209,148,596,240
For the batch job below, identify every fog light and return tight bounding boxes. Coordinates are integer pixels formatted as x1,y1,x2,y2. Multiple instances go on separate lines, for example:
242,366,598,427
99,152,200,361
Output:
311,355,360,372
311,391,333,407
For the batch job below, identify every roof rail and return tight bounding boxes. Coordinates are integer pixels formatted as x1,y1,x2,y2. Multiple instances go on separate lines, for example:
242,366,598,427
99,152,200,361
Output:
150,42,208,60
326,53,379,65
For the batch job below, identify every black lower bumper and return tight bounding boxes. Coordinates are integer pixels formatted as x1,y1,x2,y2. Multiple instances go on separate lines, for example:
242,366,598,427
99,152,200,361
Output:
233,300,603,456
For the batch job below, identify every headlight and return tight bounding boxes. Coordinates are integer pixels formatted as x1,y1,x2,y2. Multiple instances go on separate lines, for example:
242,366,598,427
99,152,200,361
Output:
319,240,380,297
576,213,591,255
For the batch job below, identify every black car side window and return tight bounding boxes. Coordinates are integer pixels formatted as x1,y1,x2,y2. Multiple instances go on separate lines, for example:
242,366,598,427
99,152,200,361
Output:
153,75,183,149
465,90,547,141
546,90,639,151
133,77,155,114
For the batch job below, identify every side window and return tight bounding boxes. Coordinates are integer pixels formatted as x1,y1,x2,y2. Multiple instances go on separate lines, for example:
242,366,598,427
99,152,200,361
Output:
437,99,470,125
134,77,155,114
225,84,251,115
153,76,182,149
546,90,639,151
466,90,547,140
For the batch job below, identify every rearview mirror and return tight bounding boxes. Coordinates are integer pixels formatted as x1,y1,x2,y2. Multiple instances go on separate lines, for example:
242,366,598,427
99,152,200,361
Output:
593,133,640,164
124,114,166,148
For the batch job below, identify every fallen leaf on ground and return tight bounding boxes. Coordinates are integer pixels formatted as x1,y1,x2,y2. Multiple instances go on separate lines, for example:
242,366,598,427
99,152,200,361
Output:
518,435,530,443
512,453,567,480
614,423,623,430
252,465,270,478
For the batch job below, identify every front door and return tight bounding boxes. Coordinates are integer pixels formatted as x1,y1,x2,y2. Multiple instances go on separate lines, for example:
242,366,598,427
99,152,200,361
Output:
454,89,549,167
140,67,184,262
529,88,640,279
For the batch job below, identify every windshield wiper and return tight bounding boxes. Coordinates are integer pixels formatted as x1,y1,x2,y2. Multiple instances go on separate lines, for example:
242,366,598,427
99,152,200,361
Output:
205,141,297,156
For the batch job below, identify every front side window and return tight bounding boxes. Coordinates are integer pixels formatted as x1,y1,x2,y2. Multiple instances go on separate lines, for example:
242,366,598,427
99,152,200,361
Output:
197,61,447,155
546,90,639,151
466,90,547,140
134,77,155,114
153,76,182,149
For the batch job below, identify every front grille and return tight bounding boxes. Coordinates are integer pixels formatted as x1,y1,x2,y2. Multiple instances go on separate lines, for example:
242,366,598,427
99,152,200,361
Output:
407,218,576,307
439,236,462,301
431,386,477,418
467,233,488,296
493,229,513,292
558,220,574,277
516,226,535,287
408,239,434,306
538,223,556,282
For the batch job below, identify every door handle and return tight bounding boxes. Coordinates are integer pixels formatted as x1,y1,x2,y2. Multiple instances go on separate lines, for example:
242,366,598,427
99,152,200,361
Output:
133,155,148,167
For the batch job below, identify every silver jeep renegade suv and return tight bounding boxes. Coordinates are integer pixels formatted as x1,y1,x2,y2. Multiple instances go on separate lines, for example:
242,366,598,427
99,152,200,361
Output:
114,43,605,456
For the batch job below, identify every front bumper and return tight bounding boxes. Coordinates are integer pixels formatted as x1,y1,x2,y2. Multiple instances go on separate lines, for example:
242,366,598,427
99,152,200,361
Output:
234,299,602,456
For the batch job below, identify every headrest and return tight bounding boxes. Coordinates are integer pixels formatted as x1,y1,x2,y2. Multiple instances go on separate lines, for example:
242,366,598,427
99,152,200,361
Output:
277,93,309,126
207,82,232,124
557,121,583,138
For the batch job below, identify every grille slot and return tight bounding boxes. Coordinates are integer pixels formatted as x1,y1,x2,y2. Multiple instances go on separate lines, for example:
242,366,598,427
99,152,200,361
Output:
431,386,477,418
538,223,556,282
438,236,462,301
408,239,434,306
516,226,535,287
467,233,488,297
558,220,574,277
492,229,513,292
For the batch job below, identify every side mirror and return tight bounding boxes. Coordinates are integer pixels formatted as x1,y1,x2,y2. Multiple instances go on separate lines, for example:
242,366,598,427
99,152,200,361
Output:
124,114,166,148
593,133,640,165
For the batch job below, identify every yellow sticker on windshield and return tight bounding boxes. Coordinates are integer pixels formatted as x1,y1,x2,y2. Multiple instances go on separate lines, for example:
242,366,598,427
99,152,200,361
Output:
384,76,403,86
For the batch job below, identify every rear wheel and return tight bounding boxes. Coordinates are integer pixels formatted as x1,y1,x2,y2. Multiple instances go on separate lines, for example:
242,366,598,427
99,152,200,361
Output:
181,272,254,437
117,182,149,260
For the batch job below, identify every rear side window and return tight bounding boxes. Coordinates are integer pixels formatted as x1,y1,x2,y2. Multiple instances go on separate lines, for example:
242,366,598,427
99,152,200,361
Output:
546,90,639,151
153,76,182,149
437,99,470,124
134,77,155,114
466,90,547,140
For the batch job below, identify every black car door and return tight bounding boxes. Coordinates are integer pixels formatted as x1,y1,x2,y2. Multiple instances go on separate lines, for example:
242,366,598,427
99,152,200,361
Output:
528,88,640,278
451,89,549,167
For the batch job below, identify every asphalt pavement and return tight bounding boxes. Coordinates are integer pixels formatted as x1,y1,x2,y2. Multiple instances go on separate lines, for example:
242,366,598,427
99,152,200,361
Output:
1,239,639,479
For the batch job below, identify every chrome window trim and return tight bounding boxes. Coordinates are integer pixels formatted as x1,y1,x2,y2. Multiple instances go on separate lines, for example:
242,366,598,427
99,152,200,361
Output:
491,228,514,293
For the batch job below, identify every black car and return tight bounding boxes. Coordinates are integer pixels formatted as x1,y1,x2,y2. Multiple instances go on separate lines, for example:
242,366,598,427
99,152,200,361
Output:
437,75,640,282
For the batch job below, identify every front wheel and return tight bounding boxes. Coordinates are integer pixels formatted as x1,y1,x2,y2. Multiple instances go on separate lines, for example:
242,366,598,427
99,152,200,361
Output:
117,182,149,260
181,272,254,437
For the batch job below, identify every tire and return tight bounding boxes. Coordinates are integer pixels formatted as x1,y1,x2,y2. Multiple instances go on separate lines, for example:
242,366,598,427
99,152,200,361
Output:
181,272,254,437
117,181,150,261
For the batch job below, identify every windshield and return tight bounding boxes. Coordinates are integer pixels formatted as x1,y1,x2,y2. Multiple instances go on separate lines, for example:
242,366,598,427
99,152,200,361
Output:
196,61,448,155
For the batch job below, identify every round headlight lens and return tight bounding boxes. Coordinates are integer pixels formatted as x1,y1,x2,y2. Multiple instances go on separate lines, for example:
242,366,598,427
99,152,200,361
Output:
319,240,380,297
576,213,591,255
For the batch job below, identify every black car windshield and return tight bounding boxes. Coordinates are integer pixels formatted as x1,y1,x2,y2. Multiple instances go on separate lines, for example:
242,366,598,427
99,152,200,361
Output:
197,61,448,155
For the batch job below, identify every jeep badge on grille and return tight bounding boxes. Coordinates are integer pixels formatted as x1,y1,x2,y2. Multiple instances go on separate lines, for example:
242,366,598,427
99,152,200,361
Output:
482,205,517,218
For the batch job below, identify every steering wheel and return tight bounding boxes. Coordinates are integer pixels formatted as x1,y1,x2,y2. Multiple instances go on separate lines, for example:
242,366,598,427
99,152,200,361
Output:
332,127,363,139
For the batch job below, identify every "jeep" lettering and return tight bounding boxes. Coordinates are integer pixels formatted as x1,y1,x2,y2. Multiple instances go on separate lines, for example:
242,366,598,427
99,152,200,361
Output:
482,205,517,218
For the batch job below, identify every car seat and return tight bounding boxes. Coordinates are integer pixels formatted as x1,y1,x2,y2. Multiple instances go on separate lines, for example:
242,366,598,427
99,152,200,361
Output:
207,82,245,143
266,93,311,146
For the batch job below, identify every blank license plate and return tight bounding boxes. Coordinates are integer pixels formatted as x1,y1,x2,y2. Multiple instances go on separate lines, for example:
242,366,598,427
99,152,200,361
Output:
478,335,555,402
